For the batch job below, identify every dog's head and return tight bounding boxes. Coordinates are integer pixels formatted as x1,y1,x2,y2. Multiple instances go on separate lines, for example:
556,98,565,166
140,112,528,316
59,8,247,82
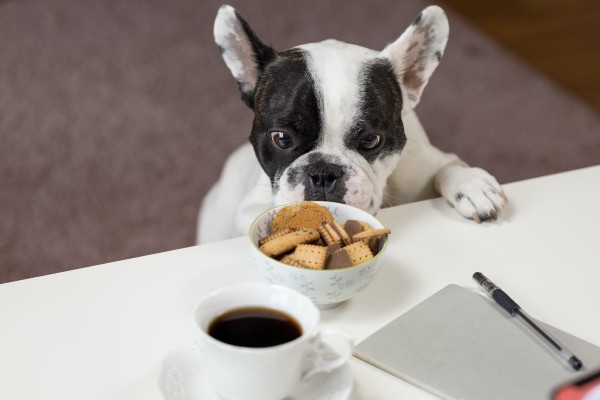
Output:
214,5,448,213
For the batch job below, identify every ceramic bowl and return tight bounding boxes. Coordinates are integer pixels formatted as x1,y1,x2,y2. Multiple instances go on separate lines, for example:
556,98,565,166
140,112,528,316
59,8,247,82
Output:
249,201,388,309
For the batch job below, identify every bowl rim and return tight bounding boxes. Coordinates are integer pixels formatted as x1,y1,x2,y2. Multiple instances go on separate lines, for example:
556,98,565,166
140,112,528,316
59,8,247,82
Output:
248,201,389,272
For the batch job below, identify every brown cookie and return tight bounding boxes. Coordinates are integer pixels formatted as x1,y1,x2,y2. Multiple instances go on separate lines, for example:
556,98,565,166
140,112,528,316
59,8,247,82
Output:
272,202,334,231
325,243,342,256
327,248,353,269
318,222,342,245
280,255,306,268
352,227,390,254
344,241,374,266
258,228,294,246
331,220,352,245
343,220,364,238
357,220,373,231
352,228,391,242
289,244,327,270
259,228,320,257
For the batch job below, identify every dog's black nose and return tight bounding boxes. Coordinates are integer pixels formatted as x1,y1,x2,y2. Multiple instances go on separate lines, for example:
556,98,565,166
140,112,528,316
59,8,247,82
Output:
307,163,344,193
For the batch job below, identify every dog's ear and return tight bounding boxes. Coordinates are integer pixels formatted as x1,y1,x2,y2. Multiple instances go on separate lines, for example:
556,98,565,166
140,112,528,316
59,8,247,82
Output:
380,6,449,110
214,5,277,109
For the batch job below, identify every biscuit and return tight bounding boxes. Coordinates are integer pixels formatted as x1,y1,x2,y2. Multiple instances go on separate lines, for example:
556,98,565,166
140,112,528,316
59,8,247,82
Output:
290,244,327,270
280,255,306,268
332,220,352,245
352,227,390,254
344,241,374,266
258,228,294,246
259,201,391,270
327,248,353,269
259,228,320,257
326,243,342,256
272,202,334,231
343,220,364,238
318,221,352,246
318,223,342,245
352,228,391,242
357,220,373,231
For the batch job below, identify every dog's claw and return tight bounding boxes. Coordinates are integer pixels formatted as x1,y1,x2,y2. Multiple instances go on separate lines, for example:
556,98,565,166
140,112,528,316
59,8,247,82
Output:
441,166,507,223
477,210,498,222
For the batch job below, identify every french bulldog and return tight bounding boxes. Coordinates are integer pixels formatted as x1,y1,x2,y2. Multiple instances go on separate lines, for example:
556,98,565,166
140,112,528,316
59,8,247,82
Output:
198,5,506,243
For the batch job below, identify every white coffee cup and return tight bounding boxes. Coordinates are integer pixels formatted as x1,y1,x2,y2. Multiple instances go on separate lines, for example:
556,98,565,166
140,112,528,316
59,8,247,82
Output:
193,282,353,400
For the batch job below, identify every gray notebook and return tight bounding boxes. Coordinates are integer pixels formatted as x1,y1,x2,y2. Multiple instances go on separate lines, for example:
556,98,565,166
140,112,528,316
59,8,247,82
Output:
354,284,600,400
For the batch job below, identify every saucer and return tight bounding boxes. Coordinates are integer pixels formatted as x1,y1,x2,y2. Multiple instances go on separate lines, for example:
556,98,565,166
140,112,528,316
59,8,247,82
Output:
158,343,353,400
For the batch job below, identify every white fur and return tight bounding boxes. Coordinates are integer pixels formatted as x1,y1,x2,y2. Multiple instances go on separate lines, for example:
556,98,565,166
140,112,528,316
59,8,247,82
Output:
381,6,449,109
198,108,489,243
261,40,387,213
213,5,259,95
274,149,379,212
198,144,271,243
198,6,506,244
299,40,376,150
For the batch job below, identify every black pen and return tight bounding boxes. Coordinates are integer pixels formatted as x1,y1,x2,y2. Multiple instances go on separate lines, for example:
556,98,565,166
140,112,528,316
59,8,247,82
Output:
473,272,583,371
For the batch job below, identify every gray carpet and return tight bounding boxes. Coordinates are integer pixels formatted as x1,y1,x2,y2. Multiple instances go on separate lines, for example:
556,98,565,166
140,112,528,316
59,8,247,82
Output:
1,0,599,283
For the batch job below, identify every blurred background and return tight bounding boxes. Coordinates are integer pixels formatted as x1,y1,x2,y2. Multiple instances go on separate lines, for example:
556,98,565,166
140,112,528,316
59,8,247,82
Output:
447,0,600,111
1,0,599,283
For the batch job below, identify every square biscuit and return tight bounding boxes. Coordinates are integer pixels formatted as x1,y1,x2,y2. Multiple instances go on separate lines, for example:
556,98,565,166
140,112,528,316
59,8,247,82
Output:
344,241,374,266
290,244,327,270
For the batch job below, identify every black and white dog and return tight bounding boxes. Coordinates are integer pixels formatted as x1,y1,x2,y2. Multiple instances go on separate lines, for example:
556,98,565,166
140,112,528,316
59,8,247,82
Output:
198,5,506,243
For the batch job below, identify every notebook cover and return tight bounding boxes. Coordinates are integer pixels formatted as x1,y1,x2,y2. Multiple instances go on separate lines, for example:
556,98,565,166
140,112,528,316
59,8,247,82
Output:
354,284,600,400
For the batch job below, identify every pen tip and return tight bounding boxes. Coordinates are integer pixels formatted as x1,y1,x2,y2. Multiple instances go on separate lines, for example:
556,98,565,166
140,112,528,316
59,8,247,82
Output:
569,356,583,371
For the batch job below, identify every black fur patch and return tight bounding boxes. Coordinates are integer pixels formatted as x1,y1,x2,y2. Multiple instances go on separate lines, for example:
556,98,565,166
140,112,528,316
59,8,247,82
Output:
247,50,405,204
249,49,322,186
346,59,406,163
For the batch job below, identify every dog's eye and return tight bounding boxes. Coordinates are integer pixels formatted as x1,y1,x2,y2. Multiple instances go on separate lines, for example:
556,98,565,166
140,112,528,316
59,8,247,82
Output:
270,131,293,149
358,133,381,150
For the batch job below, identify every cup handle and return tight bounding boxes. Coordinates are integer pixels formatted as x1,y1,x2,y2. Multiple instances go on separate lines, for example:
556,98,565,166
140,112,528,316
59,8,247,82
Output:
302,328,354,380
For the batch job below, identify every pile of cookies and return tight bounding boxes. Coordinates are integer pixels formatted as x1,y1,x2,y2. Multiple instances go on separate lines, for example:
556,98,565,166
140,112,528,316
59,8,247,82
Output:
258,202,391,270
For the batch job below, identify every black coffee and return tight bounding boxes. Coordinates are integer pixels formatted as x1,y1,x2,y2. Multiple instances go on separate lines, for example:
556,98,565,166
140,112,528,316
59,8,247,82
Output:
208,307,302,348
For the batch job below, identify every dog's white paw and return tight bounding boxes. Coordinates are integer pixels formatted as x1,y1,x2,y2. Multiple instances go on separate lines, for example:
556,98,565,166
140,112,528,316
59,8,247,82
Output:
437,165,507,223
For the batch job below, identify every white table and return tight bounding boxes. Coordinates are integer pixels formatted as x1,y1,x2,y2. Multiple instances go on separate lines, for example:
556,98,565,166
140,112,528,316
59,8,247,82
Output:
1,165,599,400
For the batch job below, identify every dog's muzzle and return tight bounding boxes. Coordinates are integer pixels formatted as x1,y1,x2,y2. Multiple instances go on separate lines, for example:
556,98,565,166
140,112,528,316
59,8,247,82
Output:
305,162,345,201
